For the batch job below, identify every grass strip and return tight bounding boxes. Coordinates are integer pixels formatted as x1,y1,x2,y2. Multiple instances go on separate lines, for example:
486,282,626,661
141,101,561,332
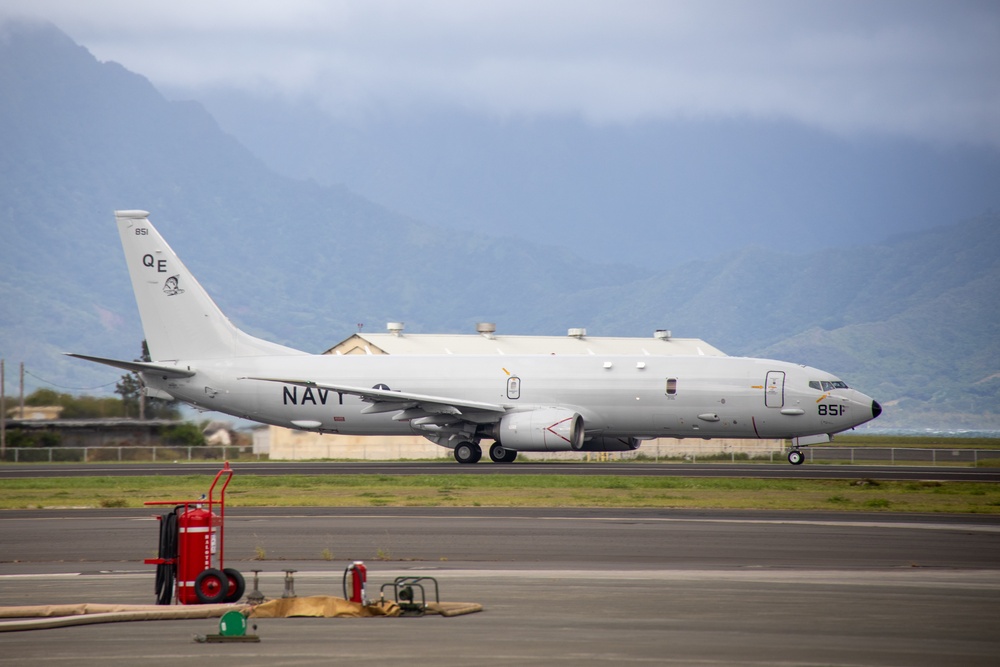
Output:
831,435,1000,448
1,474,998,514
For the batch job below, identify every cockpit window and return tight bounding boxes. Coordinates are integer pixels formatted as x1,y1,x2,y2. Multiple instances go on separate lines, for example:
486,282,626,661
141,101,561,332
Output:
810,380,849,391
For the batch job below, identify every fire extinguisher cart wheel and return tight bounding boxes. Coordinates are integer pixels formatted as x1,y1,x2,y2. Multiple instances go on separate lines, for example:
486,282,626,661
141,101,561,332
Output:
194,568,229,604
223,567,246,603
144,462,243,605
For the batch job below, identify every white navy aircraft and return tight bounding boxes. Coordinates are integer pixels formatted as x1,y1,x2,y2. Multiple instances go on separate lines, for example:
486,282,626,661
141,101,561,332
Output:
71,210,881,465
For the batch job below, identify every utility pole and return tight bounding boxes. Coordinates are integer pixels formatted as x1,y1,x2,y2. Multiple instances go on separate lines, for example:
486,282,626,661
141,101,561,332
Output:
1,359,6,459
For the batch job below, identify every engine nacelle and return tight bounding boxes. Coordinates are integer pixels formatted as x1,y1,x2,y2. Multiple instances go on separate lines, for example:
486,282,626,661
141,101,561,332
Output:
578,436,642,452
496,408,584,452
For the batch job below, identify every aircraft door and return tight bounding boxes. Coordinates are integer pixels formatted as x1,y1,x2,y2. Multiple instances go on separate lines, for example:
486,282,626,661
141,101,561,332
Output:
765,371,785,408
507,376,521,400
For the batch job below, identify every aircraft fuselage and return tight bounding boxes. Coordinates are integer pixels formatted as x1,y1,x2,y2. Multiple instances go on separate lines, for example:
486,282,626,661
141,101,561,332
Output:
72,210,882,464
145,353,877,442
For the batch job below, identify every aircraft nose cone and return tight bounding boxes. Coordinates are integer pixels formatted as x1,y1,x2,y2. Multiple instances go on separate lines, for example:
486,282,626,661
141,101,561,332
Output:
872,400,883,420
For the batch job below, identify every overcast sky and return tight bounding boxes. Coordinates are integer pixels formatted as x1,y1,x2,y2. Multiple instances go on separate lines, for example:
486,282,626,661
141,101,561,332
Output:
4,0,1000,149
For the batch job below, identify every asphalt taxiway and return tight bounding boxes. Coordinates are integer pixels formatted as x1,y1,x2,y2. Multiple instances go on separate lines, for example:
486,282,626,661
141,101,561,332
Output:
1,507,998,666
2,460,998,481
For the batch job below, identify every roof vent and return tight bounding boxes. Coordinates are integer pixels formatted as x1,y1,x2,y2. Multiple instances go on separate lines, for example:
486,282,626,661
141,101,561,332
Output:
387,322,405,336
568,328,587,339
476,322,497,338
654,329,672,340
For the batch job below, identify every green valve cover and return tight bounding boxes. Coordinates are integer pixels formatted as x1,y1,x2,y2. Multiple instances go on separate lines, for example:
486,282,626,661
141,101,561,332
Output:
218,610,247,637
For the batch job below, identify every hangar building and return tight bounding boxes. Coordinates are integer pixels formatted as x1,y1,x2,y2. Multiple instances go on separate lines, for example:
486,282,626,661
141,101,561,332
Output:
259,323,783,461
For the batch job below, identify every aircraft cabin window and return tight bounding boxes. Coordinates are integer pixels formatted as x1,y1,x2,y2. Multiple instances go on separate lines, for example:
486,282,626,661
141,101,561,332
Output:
809,381,822,391
666,378,678,395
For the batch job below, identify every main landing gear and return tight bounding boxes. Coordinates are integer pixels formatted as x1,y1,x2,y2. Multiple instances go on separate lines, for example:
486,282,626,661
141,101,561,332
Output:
787,448,805,465
453,442,482,464
489,443,518,464
453,442,519,464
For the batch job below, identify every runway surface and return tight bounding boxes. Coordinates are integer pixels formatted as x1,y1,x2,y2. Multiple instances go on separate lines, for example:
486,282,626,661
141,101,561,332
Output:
1,507,998,666
2,460,998,482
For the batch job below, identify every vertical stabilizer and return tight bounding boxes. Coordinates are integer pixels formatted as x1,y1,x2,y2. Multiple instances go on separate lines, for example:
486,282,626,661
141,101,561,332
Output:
114,210,303,361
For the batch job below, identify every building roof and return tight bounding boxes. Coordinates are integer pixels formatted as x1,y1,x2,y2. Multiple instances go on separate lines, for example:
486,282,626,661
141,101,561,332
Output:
324,325,726,357
6,405,64,420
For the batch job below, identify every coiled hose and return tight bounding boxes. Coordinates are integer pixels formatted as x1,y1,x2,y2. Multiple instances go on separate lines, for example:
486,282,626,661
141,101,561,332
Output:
153,507,180,605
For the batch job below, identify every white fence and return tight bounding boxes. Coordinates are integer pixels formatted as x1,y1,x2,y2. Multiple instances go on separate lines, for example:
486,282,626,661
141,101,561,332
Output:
0,445,996,465
800,446,998,465
0,446,257,463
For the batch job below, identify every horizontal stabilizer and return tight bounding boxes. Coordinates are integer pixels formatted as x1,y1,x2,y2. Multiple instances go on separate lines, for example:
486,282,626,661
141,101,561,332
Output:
66,353,195,378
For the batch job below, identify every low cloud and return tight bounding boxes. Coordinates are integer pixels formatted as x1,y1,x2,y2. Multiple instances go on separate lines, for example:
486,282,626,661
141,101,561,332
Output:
7,0,1000,146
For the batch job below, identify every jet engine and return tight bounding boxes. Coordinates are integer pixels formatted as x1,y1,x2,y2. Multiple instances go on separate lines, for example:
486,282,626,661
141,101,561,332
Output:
495,408,584,451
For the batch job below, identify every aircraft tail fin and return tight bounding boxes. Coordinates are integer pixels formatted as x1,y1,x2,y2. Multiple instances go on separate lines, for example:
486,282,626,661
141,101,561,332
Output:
114,210,303,361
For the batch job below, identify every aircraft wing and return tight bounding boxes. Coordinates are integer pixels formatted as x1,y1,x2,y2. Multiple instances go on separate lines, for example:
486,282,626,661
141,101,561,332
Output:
246,377,507,416
65,353,196,378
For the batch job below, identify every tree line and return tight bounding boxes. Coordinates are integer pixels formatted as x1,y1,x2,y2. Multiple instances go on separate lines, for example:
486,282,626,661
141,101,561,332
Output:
4,343,179,420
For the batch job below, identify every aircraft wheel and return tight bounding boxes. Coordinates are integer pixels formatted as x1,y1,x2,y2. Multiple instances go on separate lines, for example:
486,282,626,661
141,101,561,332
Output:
489,443,518,463
787,449,805,466
194,568,229,604
222,567,246,603
454,442,481,464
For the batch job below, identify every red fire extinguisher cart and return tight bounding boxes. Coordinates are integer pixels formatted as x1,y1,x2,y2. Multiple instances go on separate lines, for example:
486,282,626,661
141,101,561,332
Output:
144,462,245,605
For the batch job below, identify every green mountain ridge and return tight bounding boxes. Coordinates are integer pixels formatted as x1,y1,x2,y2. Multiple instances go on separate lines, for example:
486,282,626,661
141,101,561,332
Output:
1,20,997,431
